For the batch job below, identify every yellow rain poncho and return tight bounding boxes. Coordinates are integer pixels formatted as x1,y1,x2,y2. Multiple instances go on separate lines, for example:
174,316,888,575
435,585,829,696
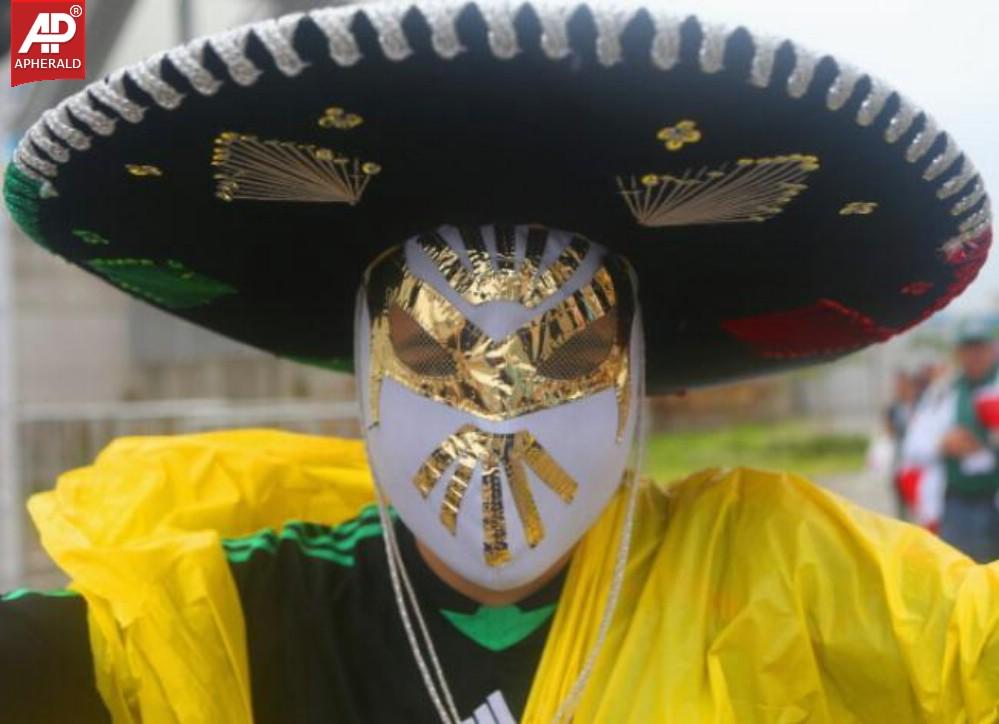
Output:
28,429,999,723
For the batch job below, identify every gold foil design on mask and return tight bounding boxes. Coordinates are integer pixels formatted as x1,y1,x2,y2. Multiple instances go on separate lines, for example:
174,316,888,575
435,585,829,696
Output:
440,460,476,534
367,255,631,437
481,461,509,566
503,451,541,548
417,228,590,308
413,425,579,565
518,434,577,502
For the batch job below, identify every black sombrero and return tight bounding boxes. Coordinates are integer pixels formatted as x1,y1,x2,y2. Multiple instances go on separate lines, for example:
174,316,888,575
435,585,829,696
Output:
3,0,992,392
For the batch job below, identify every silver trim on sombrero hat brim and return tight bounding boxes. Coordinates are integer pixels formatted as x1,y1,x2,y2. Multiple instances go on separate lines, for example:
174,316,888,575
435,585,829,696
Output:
11,0,992,244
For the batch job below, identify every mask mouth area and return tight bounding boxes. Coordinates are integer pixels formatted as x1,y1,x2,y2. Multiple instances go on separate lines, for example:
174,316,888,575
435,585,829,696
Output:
413,424,578,567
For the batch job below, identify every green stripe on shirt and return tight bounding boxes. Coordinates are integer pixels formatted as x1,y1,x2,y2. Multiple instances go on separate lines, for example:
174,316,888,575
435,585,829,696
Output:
1,588,79,603
223,505,396,566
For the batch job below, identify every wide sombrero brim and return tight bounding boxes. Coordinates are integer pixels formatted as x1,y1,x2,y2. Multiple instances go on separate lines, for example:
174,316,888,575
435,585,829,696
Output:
3,0,992,393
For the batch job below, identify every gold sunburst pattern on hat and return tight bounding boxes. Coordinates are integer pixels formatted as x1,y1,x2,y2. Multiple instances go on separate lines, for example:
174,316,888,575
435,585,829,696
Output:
617,154,819,227
413,424,578,566
211,132,381,204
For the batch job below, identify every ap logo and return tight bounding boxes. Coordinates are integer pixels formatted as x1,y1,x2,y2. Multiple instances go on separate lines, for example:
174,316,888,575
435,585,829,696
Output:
19,12,78,54
10,1,87,86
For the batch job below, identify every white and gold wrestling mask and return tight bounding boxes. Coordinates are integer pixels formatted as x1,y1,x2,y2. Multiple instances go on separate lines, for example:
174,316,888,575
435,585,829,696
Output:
356,226,642,590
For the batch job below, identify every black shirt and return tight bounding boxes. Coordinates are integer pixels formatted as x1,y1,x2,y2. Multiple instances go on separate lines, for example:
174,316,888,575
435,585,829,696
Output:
0,505,563,723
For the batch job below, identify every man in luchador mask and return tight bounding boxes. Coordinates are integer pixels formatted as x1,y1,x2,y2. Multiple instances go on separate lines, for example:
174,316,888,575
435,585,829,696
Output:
2,1,998,722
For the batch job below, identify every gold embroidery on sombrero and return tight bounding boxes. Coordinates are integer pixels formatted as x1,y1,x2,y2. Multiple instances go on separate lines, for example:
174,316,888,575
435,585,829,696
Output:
211,132,381,204
839,201,878,215
417,228,590,308
86,258,236,309
318,106,364,130
617,154,818,227
72,229,110,246
125,164,163,177
657,119,702,151
412,425,578,566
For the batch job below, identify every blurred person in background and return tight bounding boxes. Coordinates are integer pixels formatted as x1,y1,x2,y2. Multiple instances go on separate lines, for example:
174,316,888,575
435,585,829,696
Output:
899,320,999,554
3,2,999,723
884,368,921,518
897,367,952,531
915,361,947,397
938,320,999,560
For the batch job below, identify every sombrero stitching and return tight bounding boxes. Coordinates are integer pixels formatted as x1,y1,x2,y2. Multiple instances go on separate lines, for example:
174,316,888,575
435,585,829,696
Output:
3,0,992,392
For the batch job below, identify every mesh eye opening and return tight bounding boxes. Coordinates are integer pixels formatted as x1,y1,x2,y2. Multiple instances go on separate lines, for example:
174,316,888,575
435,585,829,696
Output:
388,303,458,377
536,310,618,380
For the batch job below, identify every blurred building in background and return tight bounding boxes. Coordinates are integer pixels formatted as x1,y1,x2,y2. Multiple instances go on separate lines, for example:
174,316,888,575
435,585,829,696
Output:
1,0,369,587
2,0,997,587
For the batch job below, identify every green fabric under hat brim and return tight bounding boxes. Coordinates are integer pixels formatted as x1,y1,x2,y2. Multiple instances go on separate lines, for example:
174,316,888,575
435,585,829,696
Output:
3,0,992,392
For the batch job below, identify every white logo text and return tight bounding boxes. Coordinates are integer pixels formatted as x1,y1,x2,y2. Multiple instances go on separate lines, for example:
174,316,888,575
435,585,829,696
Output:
18,13,78,54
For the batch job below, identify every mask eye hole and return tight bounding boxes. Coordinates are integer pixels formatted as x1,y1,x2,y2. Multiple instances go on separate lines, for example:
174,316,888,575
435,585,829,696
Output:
536,310,619,380
389,303,458,378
